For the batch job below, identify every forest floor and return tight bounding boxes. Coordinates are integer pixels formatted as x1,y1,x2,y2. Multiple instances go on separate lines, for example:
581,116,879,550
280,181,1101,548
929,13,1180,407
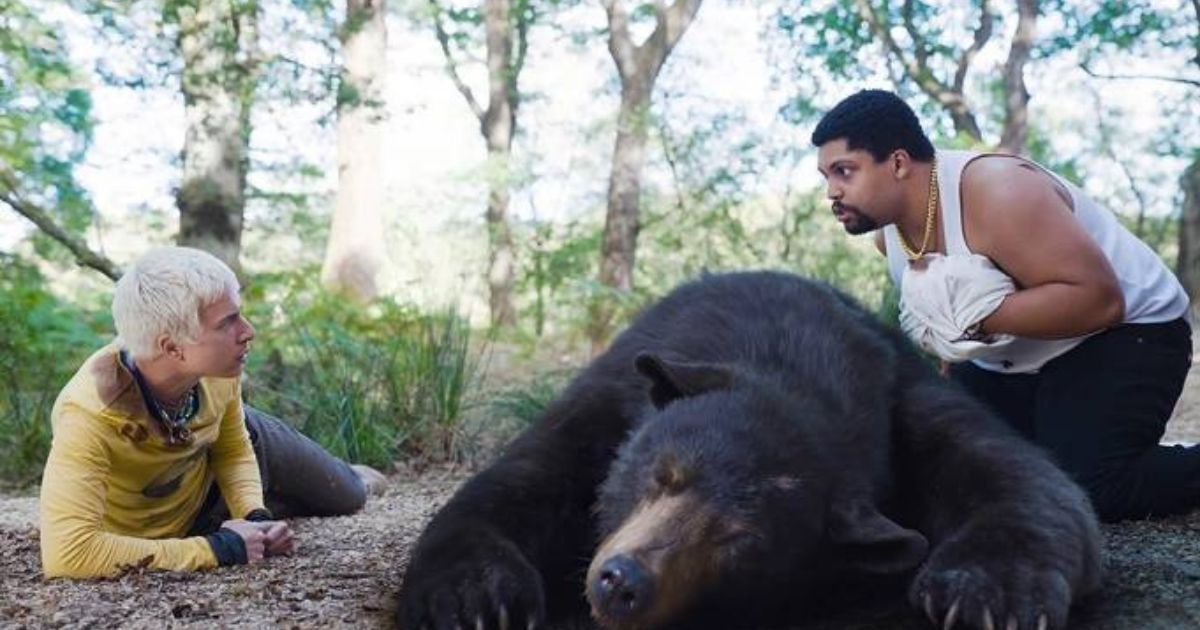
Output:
2,355,1198,629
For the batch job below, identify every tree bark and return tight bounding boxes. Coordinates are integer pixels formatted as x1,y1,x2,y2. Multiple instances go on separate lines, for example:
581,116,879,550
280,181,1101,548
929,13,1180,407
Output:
998,0,1037,155
483,0,518,326
1178,157,1200,319
430,0,523,327
1181,1,1200,318
175,0,260,276
590,0,703,349
321,0,389,302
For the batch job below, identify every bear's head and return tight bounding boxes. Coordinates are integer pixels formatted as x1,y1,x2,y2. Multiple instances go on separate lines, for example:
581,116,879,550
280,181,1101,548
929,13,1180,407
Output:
586,352,928,629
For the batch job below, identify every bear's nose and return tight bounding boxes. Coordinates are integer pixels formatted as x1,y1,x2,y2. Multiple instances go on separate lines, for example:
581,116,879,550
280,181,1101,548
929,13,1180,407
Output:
590,554,655,619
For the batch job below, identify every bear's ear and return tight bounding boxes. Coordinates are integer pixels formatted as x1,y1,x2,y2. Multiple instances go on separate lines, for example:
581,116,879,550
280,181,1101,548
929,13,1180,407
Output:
634,352,734,410
827,498,929,575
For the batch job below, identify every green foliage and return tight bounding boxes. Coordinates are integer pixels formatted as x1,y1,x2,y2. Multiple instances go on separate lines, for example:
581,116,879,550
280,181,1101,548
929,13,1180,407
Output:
514,219,602,337
0,257,112,487
0,0,97,258
509,87,896,342
642,100,891,313
1025,126,1084,187
475,366,574,451
242,270,484,468
1041,0,1191,60
772,0,998,124
0,259,485,486
418,0,574,99
776,1,873,84
336,80,363,110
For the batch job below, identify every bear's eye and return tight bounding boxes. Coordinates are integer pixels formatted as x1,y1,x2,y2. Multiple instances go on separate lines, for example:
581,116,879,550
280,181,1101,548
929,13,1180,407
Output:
653,456,693,493
766,475,801,493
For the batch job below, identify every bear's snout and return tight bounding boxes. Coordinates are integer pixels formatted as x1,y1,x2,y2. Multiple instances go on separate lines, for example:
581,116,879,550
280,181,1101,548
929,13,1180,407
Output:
589,554,655,620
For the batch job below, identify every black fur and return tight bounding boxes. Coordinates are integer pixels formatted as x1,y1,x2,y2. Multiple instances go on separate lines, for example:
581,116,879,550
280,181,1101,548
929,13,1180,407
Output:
397,271,1100,630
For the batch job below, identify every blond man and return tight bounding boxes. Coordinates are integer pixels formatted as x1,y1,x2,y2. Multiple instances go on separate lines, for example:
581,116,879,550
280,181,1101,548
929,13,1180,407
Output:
40,246,375,578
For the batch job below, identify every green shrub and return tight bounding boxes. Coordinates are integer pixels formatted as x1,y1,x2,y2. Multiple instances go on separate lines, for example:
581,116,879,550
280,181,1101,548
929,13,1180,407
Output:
0,257,111,487
242,271,483,468
470,367,575,452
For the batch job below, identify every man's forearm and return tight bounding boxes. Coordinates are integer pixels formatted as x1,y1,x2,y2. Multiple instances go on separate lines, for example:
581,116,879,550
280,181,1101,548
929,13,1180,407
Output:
980,282,1124,339
42,527,220,578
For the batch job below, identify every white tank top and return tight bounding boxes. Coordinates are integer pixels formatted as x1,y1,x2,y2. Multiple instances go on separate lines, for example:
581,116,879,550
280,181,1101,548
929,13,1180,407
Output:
885,149,1190,373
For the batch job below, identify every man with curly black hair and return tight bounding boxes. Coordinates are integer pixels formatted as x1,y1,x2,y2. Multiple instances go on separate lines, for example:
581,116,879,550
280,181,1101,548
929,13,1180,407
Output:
812,88,1199,521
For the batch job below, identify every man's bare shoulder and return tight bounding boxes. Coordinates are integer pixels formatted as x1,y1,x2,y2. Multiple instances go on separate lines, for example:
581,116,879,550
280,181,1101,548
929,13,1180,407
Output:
960,155,1049,200
961,155,1070,221
958,155,1076,255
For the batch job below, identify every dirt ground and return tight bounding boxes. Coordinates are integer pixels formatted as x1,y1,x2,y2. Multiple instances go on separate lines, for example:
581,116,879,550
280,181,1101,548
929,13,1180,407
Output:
2,360,1198,629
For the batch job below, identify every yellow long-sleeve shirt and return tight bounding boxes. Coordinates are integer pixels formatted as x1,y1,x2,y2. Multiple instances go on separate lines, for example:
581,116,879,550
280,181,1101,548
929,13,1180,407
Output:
39,344,265,578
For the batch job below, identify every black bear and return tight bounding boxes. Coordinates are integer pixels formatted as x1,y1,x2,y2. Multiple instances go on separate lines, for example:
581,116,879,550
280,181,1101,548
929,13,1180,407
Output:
398,271,1101,630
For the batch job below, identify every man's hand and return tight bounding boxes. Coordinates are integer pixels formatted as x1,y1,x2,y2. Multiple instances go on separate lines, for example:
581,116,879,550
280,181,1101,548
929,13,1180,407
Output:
259,520,296,557
220,519,267,563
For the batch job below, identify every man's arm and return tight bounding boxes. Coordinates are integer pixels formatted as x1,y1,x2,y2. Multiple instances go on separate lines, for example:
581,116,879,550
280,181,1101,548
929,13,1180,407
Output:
961,157,1124,339
209,382,266,519
39,411,220,578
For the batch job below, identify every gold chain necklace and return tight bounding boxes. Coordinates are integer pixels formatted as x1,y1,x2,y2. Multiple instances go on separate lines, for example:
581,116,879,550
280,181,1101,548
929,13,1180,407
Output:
898,158,939,261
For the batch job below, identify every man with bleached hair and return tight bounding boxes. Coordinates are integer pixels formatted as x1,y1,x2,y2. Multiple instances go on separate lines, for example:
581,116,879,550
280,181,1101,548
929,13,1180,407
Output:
39,246,384,578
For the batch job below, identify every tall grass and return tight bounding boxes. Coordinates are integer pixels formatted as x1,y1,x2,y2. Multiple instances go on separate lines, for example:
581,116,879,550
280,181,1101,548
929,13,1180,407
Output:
484,369,572,433
389,310,479,461
243,274,484,468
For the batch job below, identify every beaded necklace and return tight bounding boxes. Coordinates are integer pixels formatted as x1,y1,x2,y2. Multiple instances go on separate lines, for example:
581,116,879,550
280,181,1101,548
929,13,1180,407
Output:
119,349,200,446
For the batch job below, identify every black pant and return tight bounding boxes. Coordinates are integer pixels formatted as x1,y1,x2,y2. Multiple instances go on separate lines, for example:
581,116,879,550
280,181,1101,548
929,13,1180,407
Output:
950,318,1200,521
188,406,366,535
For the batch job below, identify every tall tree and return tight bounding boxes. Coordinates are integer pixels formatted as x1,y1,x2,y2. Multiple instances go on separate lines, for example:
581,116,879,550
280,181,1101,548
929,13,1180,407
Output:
1176,0,1200,309
852,0,991,143
1049,0,1199,296
321,0,389,301
997,0,1037,154
779,0,1039,154
1179,159,1200,317
589,0,703,348
170,0,262,274
429,0,535,327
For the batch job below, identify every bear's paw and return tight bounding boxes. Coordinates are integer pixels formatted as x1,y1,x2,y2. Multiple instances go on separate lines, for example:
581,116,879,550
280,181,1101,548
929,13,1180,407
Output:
909,554,1071,630
398,534,546,630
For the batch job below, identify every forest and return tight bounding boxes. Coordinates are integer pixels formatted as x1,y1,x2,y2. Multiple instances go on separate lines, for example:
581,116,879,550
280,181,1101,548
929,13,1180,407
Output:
2,1,1199,628
3,0,1195,485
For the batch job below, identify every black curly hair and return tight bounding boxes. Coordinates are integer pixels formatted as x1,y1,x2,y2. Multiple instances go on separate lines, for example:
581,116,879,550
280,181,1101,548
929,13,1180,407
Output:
811,90,935,163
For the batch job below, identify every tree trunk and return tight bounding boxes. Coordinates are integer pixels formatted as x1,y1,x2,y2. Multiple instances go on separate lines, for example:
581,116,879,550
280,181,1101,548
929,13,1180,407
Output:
590,0,703,349
321,0,389,301
483,0,518,327
429,0,522,327
1177,157,1200,319
853,0,990,145
175,0,259,275
998,0,1037,155
940,94,984,143
600,91,651,296
590,86,651,344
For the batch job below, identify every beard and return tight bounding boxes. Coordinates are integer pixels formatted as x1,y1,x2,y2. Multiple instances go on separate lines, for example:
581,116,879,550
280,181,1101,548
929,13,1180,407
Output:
832,202,879,235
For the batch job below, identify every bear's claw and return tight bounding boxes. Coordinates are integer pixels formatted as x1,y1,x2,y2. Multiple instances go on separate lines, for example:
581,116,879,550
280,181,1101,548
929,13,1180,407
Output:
911,556,1070,630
